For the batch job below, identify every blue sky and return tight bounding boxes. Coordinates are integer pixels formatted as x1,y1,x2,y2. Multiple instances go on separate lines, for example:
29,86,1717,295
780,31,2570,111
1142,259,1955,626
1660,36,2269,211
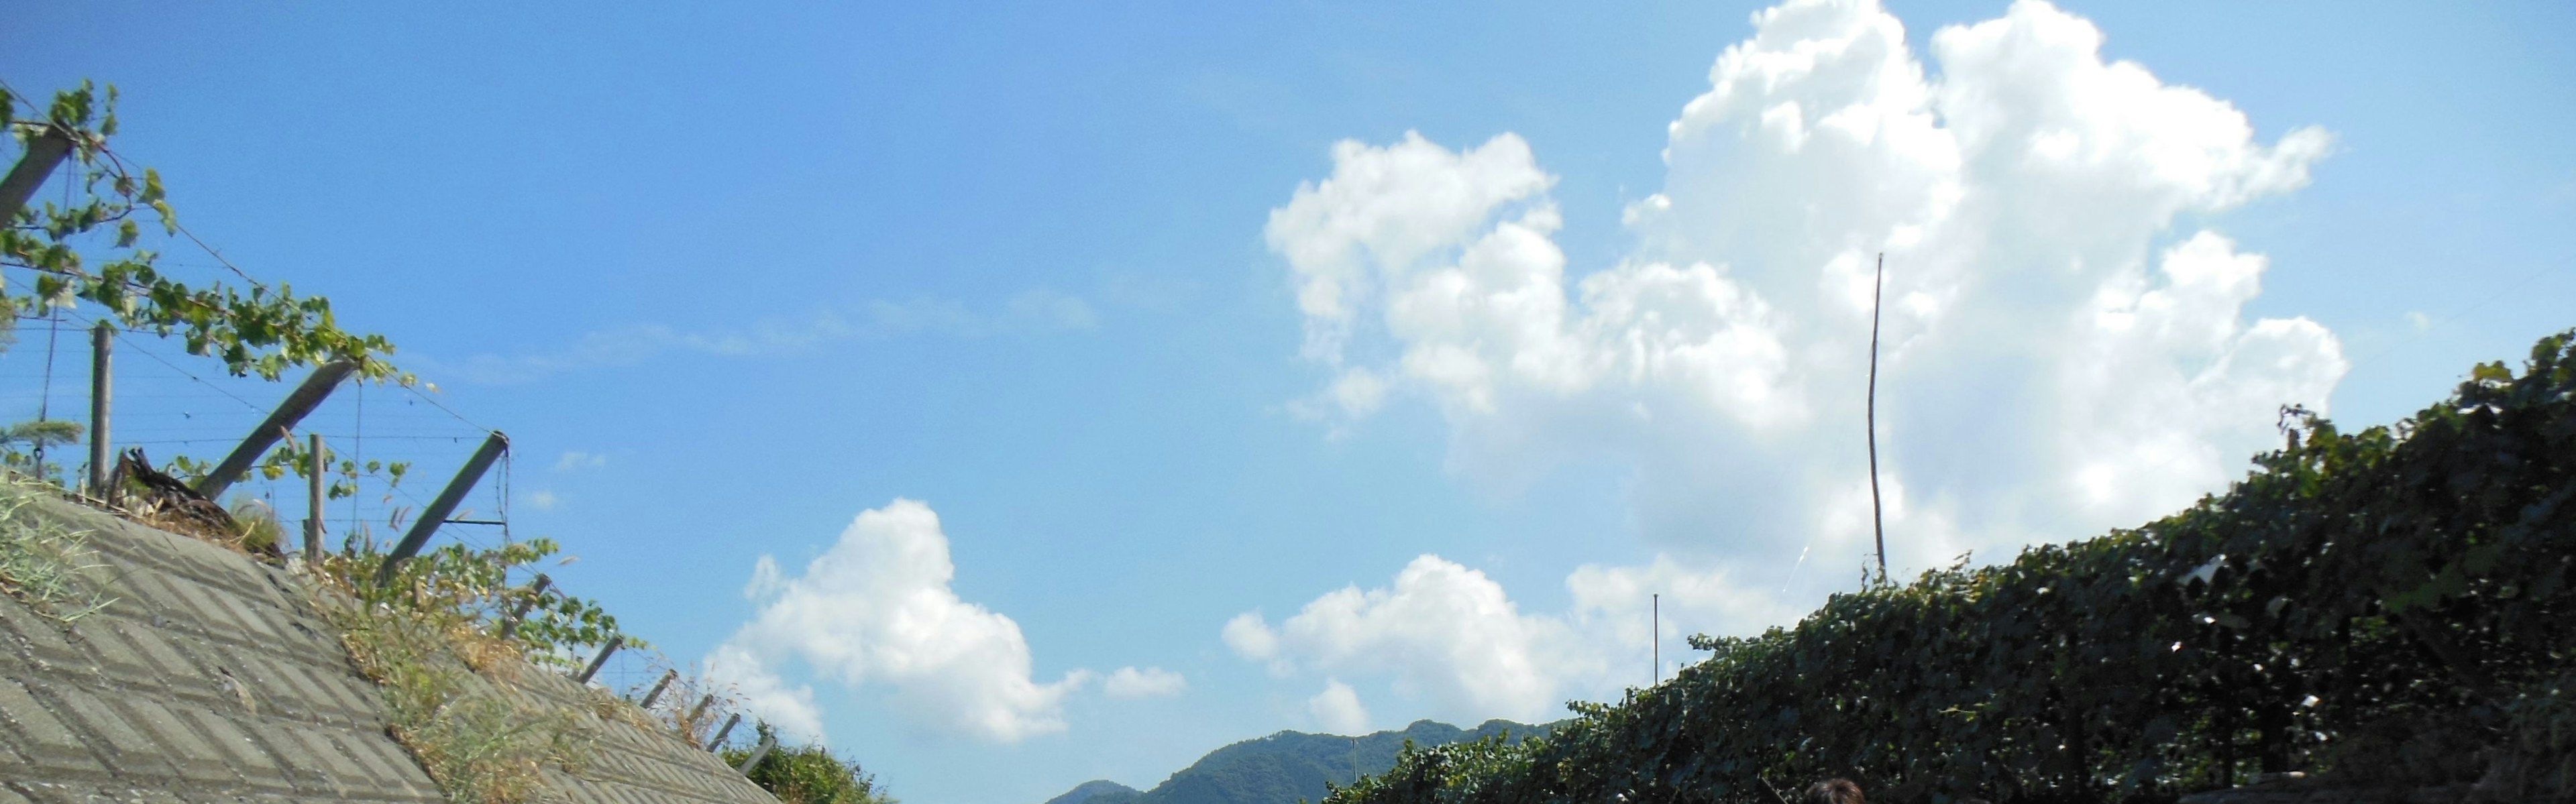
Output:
6,1,2573,802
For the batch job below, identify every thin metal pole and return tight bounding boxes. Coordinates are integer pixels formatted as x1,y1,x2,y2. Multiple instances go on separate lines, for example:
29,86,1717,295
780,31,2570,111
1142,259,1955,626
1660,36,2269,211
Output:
708,713,741,750
1867,253,1888,584
497,574,551,639
640,669,679,709
1652,593,1660,684
735,734,777,773
305,434,325,567
86,322,110,498
196,360,358,500
574,636,623,684
375,430,508,585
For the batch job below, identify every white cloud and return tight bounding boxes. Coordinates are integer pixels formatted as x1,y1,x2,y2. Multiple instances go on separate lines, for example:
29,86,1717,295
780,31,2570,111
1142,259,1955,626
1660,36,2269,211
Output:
1266,0,2343,580
1103,667,1187,698
709,499,1091,743
1228,554,1793,725
1307,679,1372,734
706,643,827,742
1224,555,1597,724
1222,612,1283,666
523,490,559,511
1248,0,2348,726
553,451,608,472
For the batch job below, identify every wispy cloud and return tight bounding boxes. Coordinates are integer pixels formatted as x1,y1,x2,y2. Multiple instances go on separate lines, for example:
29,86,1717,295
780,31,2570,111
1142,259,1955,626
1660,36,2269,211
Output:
553,451,608,472
415,290,1097,384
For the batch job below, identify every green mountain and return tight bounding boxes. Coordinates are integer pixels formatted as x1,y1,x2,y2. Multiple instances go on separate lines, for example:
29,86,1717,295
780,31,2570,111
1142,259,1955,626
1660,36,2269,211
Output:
1057,720,1548,804
1046,779,1142,804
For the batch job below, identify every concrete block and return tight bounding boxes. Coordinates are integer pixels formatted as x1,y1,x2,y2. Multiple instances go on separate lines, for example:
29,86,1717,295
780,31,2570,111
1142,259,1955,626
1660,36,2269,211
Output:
179,707,292,792
44,685,180,780
0,601,87,668
0,677,108,779
112,697,237,785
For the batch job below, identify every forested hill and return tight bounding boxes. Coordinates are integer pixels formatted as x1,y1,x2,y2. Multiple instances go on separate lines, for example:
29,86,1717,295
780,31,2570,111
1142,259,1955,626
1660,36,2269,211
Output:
1047,720,1549,804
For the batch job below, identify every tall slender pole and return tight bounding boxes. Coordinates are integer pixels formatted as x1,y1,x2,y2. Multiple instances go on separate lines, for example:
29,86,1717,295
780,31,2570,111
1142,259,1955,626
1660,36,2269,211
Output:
1652,593,1660,684
1867,253,1888,584
86,322,111,498
305,433,325,567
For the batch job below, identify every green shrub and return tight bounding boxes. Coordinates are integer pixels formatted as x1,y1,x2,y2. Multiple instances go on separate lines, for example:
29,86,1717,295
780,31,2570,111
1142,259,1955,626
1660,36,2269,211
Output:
1331,329,2576,804
723,723,897,804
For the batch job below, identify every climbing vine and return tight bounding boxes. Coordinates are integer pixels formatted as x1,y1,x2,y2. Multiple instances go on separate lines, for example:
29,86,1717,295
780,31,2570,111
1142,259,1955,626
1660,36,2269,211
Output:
1332,329,2576,804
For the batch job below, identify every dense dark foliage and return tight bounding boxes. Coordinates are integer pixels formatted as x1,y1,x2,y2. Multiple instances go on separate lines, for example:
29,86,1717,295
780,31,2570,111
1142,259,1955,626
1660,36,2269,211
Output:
722,724,894,804
1332,330,2576,804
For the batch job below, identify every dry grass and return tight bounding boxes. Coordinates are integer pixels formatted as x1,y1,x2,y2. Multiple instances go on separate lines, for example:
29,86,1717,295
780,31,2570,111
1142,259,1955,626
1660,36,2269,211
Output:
0,480,117,620
305,553,596,803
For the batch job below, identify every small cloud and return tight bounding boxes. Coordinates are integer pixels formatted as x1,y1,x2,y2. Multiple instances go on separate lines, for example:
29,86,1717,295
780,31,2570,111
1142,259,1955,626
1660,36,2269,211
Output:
1307,679,1371,734
553,451,608,472
1103,667,1186,698
2405,310,2432,332
1006,289,1099,331
424,291,1103,385
1222,612,1281,665
525,490,559,511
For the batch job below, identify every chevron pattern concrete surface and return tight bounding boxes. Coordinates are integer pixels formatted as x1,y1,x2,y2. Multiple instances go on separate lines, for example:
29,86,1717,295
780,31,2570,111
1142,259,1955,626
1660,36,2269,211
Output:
0,491,777,803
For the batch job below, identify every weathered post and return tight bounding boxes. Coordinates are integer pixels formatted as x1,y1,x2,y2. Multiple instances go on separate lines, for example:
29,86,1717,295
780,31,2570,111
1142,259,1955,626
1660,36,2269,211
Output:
686,693,716,728
374,430,508,585
735,733,777,773
305,433,325,567
196,359,358,500
708,713,741,750
86,322,110,498
574,636,623,684
0,126,74,223
496,574,551,640
640,669,680,710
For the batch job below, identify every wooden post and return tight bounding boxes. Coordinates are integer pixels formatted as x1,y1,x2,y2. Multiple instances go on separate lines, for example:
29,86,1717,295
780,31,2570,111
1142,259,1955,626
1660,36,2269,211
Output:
687,693,716,728
640,669,680,709
0,127,75,223
708,713,741,750
496,574,551,640
305,433,325,567
86,322,111,498
196,359,358,501
374,430,508,585
735,734,776,773
574,636,623,684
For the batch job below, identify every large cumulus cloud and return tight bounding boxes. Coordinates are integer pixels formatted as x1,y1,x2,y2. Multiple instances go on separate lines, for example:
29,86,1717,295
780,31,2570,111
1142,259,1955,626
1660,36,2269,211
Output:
1246,0,2345,724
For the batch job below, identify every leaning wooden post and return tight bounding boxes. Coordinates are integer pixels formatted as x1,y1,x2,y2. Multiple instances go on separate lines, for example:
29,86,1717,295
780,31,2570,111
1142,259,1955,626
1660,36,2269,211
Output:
574,636,623,684
639,669,680,709
195,359,358,500
496,574,551,640
0,125,75,223
686,693,716,727
708,713,742,750
373,430,508,585
305,433,325,567
735,733,777,773
86,322,111,498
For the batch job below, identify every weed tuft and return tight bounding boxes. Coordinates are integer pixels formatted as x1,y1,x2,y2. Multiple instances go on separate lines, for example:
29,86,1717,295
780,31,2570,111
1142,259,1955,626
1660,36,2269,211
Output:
0,479,116,620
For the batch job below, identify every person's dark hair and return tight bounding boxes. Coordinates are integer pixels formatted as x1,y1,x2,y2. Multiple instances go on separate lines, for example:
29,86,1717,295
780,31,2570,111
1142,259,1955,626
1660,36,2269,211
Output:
1803,778,1863,804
